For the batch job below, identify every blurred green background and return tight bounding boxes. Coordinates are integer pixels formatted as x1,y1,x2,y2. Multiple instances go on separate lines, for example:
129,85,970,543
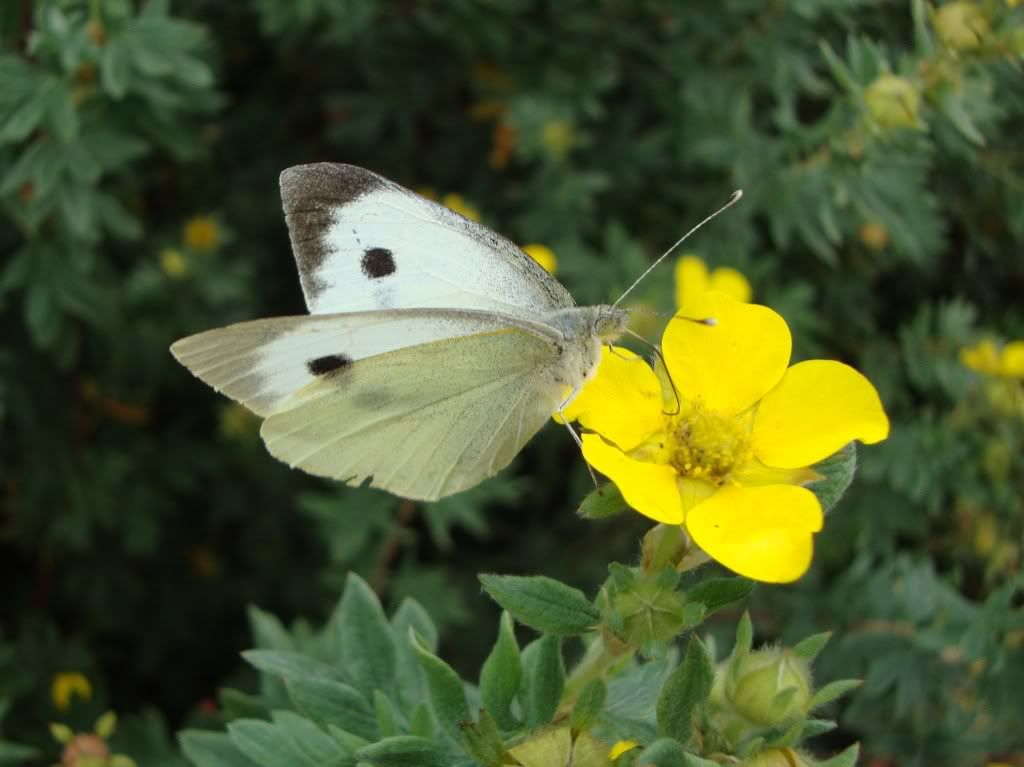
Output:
2,1,1023,765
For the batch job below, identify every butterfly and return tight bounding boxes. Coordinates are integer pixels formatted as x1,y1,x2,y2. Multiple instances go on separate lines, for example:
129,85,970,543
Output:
171,163,632,501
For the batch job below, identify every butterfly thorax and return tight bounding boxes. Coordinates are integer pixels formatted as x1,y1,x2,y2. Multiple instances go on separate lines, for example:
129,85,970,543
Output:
542,305,630,394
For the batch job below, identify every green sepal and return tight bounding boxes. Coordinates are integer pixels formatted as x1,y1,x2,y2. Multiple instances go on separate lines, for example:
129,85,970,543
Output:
809,443,856,512
791,631,831,662
578,482,628,519
816,743,860,767
810,679,862,708
355,735,454,767
733,612,754,656
634,737,686,767
655,636,713,746
685,577,755,617
460,710,507,767
479,574,600,636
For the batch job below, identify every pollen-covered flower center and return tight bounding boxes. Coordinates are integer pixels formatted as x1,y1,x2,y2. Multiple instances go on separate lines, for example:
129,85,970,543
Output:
669,401,750,484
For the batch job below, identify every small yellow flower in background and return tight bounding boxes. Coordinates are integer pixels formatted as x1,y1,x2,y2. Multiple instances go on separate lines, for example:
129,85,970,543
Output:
159,248,188,278
541,118,575,158
675,254,751,310
960,339,1024,378
183,215,221,251
441,193,481,222
50,711,136,767
859,221,889,251
522,243,557,273
934,1,990,51
52,673,92,711
864,74,922,129
609,740,639,760
565,292,889,583
219,402,260,439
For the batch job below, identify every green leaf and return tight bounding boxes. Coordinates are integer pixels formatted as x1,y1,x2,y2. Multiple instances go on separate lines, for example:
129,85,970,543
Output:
816,744,860,767
479,611,522,731
519,635,565,729
791,631,831,662
390,597,437,711
374,690,399,738
332,573,397,697
355,736,453,767
810,679,862,708
479,574,600,636
0,740,39,766
409,628,469,741
656,636,713,745
286,677,378,741
218,688,269,720
734,612,753,656
635,738,686,767
809,443,856,512
179,730,259,767
578,482,628,519
241,650,346,684
228,720,313,767
270,711,347,766
569,678,607,734
685,577,754,617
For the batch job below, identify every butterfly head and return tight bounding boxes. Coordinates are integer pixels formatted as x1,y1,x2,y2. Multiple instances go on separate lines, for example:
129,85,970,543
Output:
592,305,630,342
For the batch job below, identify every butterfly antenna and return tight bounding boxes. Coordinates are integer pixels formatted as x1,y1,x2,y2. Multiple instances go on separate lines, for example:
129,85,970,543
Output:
612,189,743,308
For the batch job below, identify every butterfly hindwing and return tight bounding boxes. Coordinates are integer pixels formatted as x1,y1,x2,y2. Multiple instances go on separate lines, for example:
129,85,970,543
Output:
279,163,575,317
260,327,564,500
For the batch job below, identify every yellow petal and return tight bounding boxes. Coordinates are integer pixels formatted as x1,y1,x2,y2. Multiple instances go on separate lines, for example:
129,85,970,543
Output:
708,267,752,303
582,434,684,524
752,360,889,469
685,485,823,583
733,458,820,487
678,477,716,513
674,254,710,311
609,740,639,759
560,346,664,451
663,292,792,417
1001,341,1024,377
959,340,1000,376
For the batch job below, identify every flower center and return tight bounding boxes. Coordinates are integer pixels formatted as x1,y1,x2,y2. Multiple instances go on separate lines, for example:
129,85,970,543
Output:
669,400,751,484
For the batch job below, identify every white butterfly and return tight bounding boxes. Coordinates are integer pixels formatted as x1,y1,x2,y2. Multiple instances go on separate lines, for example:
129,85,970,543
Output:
171,163,630,501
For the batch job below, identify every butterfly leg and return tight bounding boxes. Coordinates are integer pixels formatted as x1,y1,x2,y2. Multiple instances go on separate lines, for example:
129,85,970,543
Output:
555,391,600,490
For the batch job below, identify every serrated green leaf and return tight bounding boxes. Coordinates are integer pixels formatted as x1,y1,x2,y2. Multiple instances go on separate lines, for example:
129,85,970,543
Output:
791,631,831,662
479,574,600,636
374,690,398,738
685,577,754,616
270,711,347,766
810,679,862,708
409,628,469,741
390,597,436,712
179,730,260,767
519,635,565,729
285,677,377,741
578,482,628,519
570,678,607,734
355,735,453,767
809,443,856,512
479,611,521,731
218,688,269,720
656,636,713,745
228,719,314,767
242,650,346,684
332,573,397,697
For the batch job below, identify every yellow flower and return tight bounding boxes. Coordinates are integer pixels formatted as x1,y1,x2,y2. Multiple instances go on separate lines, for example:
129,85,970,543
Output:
522,243,557,273
52,672,92,711
159,248,188,278
609,740,639,760
960,339,1024,378
566,292,889,583
183,215,221,251
541,119,575,158
675,254,751,310
934,1,990,51
864,74,922,129
441,193,481,222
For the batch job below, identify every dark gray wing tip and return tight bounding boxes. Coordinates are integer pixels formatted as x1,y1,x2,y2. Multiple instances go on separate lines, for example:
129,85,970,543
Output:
279,163,384,212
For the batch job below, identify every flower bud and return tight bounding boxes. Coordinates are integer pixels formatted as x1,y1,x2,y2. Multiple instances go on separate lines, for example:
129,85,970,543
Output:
743,749,809,767
725,648,813,726
614,577,687,644
864,75,921,129
934,2,989,52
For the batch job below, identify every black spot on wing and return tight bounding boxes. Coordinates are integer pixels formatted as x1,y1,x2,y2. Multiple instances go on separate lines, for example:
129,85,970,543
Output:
361,247,396,279
307,353,353,376
278,163,386,298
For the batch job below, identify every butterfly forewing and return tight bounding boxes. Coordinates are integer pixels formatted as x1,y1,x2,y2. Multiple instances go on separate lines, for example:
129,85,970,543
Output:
279,163,574,317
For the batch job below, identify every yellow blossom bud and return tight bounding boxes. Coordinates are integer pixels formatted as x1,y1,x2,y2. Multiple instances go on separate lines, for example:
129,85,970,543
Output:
859,221,889,251
52,673,92,711
159,248,188,278
934,2,990,52
183,215,221,251
522,243,557,273
864,74,922,129
725,649,813,726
